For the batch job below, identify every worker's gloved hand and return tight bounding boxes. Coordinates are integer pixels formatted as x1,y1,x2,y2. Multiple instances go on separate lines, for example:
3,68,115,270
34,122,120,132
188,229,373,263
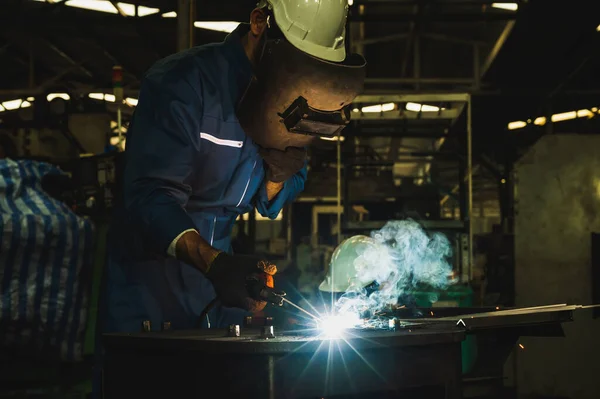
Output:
206,253,277,312
259,146,306,183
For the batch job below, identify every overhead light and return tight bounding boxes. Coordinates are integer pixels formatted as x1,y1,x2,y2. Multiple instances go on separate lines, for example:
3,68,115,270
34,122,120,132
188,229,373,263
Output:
551,111,576,122
320,135,345,142
508,121,526,130
491,3,518,11
116,2,159,17
162,11,177,18
194,21,240,33
89,93,104,100
406,102,441,112
88,93,116,102
65,0,118,14
125,97,138,106
2,99,23,110
533,117,546,126
0,104,4,112
26,97,35,101
576,109,594,118
361,103,395,113
348,0,353,5
596,24,600,32
20,101,32,108
47,93,70,101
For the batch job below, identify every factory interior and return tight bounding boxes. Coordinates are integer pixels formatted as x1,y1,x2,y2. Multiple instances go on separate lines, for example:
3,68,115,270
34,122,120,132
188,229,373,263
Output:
1,0,600,398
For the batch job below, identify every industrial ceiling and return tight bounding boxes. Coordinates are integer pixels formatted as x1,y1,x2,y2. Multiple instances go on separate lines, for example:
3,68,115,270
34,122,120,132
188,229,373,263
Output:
0,0,599,211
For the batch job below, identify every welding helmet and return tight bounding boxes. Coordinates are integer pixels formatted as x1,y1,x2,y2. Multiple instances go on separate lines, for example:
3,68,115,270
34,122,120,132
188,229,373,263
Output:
236,0,366,151
319,235,382,293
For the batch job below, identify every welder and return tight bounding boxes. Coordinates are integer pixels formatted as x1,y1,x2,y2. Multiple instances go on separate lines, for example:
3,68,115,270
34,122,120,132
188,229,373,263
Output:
99,0,365,339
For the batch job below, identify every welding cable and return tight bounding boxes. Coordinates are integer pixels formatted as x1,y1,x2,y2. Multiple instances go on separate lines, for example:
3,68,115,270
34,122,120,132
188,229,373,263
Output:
198,298,218,328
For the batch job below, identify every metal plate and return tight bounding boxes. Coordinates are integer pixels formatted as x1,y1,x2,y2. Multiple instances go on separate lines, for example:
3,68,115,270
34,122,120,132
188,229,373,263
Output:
103,326,465,355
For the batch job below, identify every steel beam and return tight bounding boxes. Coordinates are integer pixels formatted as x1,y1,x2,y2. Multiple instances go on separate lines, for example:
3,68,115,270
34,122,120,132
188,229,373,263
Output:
177,0,194,52
353,0,522,4
365,77,475,85
355,93,470,103
349,13,518,22
38,37,94,78
480,21,515,79
351,109,460,120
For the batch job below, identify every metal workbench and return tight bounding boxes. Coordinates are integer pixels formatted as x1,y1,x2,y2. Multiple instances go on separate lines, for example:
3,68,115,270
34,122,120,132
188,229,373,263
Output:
103,326,465,399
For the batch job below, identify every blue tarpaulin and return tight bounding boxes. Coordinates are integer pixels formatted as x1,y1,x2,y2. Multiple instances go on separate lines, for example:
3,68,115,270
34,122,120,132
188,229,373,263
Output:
0,159,94,362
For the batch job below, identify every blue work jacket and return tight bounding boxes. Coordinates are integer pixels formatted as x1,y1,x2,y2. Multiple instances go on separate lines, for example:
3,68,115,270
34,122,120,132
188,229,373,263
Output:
103,24,307,333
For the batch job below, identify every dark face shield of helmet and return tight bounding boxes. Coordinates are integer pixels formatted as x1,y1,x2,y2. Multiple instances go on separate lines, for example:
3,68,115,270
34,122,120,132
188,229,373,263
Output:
237,22,366,151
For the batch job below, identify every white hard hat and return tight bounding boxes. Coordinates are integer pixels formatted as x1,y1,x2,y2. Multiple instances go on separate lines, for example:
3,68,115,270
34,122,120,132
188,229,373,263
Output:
319,235,382,293
258,0,349,62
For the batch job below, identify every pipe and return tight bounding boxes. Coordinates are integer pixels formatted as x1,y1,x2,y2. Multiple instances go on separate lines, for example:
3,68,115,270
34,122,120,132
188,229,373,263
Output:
336,136,342,245
467,94,473,282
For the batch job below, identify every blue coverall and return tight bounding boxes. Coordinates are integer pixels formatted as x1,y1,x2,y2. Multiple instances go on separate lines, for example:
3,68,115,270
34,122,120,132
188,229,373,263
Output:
101,23,307,334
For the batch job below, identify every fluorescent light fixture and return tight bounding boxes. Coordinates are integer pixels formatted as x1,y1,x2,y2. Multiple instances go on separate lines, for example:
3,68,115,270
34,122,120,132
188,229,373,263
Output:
596,24,600,32
26,97,35,101
533,117,546,126
47,93,70,101
194,21,240,33
2,99,23,110
20,101,32,108
508,121,526,130
551,111,576,122
125,97,138,106
65,0,118,14
406,102,441,112
162,11,177,18
89,92,115,102
116,2,159,17
0,104,4,112
319,135,345,142
491,3,518,11
89,93,105,100
348,0,353,5
361,103,395,113
576,109,593,118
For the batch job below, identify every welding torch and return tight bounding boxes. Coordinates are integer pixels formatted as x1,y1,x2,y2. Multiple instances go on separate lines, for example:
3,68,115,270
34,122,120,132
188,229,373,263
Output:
246,274,286,306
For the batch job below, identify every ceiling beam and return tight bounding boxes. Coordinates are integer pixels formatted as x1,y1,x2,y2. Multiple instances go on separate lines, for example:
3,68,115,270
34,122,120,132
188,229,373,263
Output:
480,21,515,79
349,13,518,22
38,36,94,79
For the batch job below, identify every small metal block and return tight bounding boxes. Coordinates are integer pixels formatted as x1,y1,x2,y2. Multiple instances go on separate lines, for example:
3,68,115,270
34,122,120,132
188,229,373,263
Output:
388,318,397,330
228,324,241,337
162,321,171,331
261,325,275,339
142,320,152,332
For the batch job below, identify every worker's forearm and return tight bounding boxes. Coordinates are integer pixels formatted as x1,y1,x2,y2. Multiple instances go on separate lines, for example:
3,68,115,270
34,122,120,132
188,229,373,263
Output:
265,180,284,201
175,231,221,273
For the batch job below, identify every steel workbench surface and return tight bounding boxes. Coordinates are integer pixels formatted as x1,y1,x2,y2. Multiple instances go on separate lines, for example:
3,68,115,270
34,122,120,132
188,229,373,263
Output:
102,326,466,398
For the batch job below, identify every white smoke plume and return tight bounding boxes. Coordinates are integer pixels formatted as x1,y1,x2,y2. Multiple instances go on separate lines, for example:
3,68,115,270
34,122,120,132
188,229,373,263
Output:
334,219,453,325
